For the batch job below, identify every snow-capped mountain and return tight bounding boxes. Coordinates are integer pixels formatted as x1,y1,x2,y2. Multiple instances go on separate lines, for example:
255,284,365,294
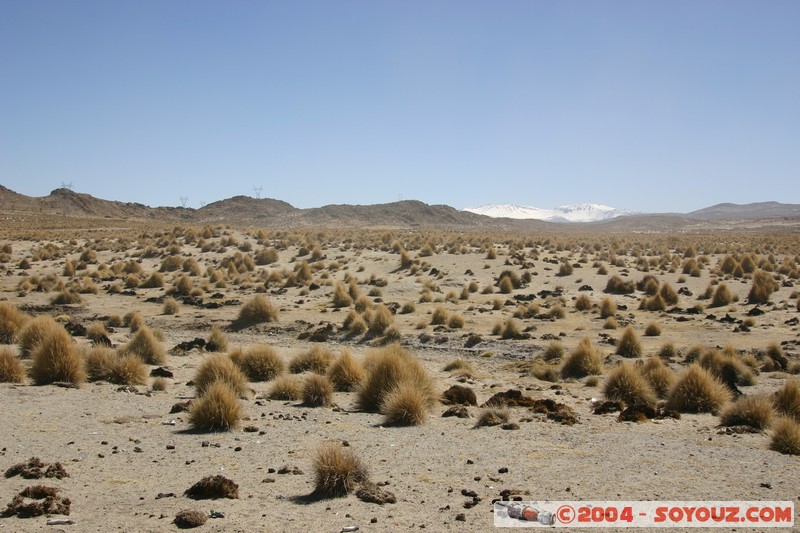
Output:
463,203,639,223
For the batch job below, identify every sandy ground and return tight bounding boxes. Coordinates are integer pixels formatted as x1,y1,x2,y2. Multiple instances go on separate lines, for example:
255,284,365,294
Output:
0,227,799,532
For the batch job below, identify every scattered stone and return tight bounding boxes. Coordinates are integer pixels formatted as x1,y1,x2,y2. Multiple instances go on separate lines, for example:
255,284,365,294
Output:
455,513,466,522
441,385,477,406
151,367,174,378
501,422,520,430
184,475,239,500
277,465,304,475
442,406,470,418
243,425,259,433
155,492,176,499
174,509,208,529
356,482,397,505
170,401,192,413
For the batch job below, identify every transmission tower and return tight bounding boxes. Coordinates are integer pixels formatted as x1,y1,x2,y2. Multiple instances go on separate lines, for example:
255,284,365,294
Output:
61,181,73,191
180,196,188,208
253,186,263,199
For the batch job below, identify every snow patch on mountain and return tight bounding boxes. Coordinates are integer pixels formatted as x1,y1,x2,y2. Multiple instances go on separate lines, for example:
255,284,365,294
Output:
463,203,638,223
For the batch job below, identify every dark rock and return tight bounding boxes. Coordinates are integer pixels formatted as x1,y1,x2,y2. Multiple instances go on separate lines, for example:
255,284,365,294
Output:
184,475,239,499
441,385,477,406
151,367,174,378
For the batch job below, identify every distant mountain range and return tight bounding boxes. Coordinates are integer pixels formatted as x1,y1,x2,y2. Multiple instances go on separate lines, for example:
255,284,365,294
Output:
1,185,799,230
463,203,639,223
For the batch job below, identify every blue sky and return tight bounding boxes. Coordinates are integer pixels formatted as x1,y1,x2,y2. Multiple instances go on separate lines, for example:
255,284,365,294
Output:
1,1,798,212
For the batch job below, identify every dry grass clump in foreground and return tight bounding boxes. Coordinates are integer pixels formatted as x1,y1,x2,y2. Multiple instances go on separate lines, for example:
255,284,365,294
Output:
107,355,148,386
0,346,25,383
17,315,60,357
666,364,732,414
327,350,366,392
289,345,334,374
356,344,436,416
30,326,86,385
604,362,657,408
0,302,29,344
719,395,775,430
710,283,733,307
269,375,303,400
475,406,511,427
561,338,604,379
774,379,800,421
118,326,166,365
616,326,642,358
233,295,278,327
194,353,249,398
381,381,429,425
641,356,675,398
312,442,368,498
238,344,285,381
770,416,800,455
302,374,333,407
748,270,777,304
188,381,241,432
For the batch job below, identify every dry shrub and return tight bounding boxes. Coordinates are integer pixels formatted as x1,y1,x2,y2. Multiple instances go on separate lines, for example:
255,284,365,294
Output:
184,474,239,499
331,282,353,308
604,363,657,408
327,350,366,392
302,374,333,407
666,364,732,414
382,381,429,425
430,306,448,325
659,283,679,305
124,310,144,332
603,317,618,329
474,406,510,427
0,302,29,344
447,313,465,329
500,318,522,340
748,270,777,304
719,395,775,429
367,303,393,336
18,315,60,357
770,416,800,455
108,355,147,385
312,442,368,498
118,326,166,365
140,271,164,288
699,347,754,386
194,353,249,398
234,295,278,327
163,297,180,315
269,375,302,400
443,358,475,373
86,321,109,342
31,327,86,385
239,344,284,381
574,294,592,311
151,377,169,391
616,326,642,358
543,342,565,361
0,346,25,383
644,322,661,337
188,381,242,431
599,297,617,318
774,379,800,421
290,345,334,374
83,346,115,381
641,356,675,398
605,275,634,294
549,304,565,319
641,294,666,312
206,325,228,352
356,344,436,413
51,289,81,305
710,283,733,307
561,338,604,379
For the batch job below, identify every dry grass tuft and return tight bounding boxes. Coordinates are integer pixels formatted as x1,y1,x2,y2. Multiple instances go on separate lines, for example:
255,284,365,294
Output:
474,406,510,427
0,346,25,383
239,344,285,381
604,363,657,408
194,353,249,398
774,379,800,421
30,327,86,385
641,356,675,398
188,381,242,432
234,295,278,327
18,316,60,357
108,355,148,386
312,442,368,498
381,381,429,425
302,374,333,407
327,349,366,392
616,326,642,358
748,270,777,304
163,297,180,315
206,325,228,352
289,345,334,374
644,322,661,336
118,326,166,365
710,283,733,307
599,297,617,318
719,394,775,429
770,416,800,455
666,364,732,414
561,338,604,379
0,302,29,344
84,346,115,381
331,282,353,308
443,358,475,373
184,474,240,499
269,375,303,400
356,344,436,414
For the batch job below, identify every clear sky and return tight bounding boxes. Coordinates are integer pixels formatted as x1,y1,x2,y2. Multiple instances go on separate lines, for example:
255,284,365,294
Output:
1,1,798,212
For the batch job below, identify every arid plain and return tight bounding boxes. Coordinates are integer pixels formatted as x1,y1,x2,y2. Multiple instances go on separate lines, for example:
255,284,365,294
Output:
1,206,799,532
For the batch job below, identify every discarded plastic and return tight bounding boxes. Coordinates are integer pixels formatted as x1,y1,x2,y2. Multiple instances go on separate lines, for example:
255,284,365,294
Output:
496,502,555,525
341,527,359,532
46,518,76,525
162,420,176,426
210,510,225,519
